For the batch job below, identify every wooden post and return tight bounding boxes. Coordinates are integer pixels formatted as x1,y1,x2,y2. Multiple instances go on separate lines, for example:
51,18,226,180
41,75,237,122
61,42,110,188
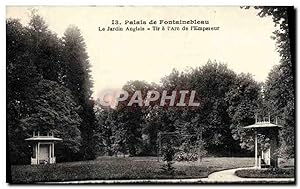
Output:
37,142,40,164
254,130,258,168
157,132,161,162
198,127,203,164
35,143,38,164
49,144,51,161
52,143,55,158
197,135,201,165
270,129,279,168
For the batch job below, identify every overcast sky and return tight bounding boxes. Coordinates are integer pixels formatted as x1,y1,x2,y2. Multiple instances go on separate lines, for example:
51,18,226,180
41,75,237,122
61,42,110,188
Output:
6,6,280,99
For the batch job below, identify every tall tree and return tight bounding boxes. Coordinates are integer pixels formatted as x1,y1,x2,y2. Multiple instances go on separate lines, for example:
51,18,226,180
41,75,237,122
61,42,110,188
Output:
7,14,84,164
94,102,118,156
27,13,63,83
254,7,295,158
189,61,238,156
62,25,96,160
115,80,151,156
7,18,41,164
264,64,294,158
225,73,262,152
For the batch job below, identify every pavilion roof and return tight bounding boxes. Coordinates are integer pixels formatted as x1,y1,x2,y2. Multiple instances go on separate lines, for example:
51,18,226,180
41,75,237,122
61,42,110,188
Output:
25,136,62,141
244,121,283,129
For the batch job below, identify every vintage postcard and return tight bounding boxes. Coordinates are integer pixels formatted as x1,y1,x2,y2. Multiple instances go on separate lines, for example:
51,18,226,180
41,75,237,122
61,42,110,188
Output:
6,6,295,184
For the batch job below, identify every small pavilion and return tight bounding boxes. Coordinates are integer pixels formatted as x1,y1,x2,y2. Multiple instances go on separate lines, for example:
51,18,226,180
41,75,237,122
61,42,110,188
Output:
25,131,62,165
244,115,283,168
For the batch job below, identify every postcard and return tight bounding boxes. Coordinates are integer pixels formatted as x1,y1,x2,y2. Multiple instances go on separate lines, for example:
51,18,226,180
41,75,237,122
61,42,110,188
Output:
6,6,295,184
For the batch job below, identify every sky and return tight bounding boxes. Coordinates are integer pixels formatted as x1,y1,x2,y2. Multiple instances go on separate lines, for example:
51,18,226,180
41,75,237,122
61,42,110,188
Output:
6,6,281,99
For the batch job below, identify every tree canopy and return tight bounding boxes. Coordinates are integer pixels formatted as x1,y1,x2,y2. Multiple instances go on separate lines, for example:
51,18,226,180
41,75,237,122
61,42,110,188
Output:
7,13,95,164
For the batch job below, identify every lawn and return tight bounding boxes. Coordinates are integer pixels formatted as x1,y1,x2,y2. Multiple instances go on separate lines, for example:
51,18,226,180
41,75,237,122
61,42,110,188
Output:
10,157,254,183
235,158,295,179
235,168,295,178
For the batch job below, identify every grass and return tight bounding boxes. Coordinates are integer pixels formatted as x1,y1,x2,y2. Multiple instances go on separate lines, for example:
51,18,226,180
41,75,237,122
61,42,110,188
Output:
235,168,295,178
10,157,254,183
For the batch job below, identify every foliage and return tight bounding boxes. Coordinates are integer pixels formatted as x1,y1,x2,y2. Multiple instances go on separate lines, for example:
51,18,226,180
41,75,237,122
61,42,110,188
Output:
19,80,82,162
264,64,295,158
113,80,152,156
62,25,96,160
225,73,262,151
255,7,295,158
27,14,63,83
94,104,115,156
235,168,294,178
7,12,93,164
160,143,176,175
94,61,264,157
189,62,241,155
7,18,41,164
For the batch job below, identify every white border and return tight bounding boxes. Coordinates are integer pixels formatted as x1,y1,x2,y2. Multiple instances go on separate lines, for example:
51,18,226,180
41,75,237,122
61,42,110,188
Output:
1,0,298,6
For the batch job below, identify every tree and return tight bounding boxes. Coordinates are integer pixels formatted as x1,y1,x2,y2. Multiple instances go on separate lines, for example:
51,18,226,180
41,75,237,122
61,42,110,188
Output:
19,80,82,162
144,62,254,157
160,143,176,175
115,80,151,156
62,25,96,160
225,73,262,152
189,61,238,156
7,13,92,164
94,102,119,156
27,13,63,83
251,7,295,158
7,18,42,164
264,64,294,158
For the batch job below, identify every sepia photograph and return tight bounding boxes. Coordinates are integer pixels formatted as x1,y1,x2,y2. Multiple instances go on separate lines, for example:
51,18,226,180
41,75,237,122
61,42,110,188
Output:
6,5,295,184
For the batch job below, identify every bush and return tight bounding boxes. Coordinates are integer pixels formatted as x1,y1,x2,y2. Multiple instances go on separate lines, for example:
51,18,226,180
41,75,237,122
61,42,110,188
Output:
235,168,295,178
175,151,198,161
160,144,176,175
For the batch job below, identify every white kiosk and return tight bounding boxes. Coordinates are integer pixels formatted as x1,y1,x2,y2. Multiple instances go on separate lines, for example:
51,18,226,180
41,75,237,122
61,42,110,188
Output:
244,115,282,168
25,131,62,165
